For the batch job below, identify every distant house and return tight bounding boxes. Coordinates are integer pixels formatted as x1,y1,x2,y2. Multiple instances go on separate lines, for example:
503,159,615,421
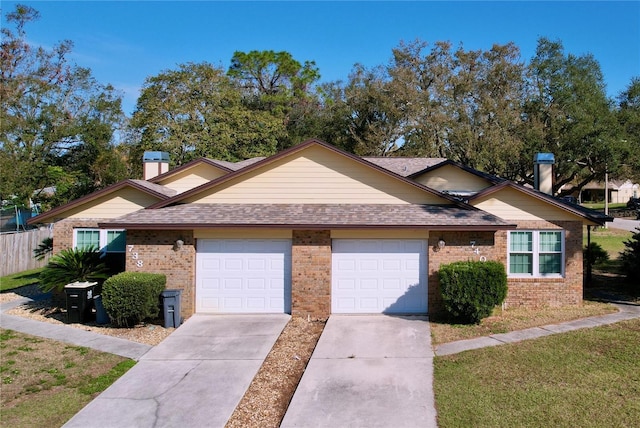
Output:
28,139,611,321
576,180,639,204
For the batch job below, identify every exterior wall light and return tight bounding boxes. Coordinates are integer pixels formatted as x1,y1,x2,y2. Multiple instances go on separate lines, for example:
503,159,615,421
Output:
174,239,184,251
434,238,446,252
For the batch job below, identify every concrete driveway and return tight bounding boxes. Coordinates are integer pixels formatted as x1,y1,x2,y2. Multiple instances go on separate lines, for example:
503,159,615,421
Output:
64,314,289,428
281,315,437,428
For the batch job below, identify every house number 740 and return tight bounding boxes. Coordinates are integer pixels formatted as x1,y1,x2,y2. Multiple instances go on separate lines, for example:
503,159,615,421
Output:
127,245,144,268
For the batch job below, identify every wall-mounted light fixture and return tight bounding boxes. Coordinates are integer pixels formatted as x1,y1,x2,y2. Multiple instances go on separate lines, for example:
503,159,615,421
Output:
434,238,446,252
173,239,184,251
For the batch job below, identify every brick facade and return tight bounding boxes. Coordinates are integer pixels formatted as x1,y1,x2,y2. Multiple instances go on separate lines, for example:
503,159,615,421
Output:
427,231,498,313
291,230,332,320
125,230,196,319
53,218,104,254
52,218,584,319
497,220,584,308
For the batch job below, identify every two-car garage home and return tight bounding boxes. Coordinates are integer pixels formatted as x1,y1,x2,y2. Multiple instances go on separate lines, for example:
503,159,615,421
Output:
28,139,611,320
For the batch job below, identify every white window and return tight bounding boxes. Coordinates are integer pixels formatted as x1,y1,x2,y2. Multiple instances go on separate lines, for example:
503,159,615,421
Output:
74,229,126,253
508,230,564,277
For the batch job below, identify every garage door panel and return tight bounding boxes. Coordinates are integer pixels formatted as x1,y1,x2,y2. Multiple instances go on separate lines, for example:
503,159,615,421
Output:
196,239,291,313
332,239,427,314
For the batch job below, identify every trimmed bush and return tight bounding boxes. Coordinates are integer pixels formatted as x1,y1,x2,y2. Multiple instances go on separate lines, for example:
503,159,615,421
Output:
439,260,508,324
102,272,166,327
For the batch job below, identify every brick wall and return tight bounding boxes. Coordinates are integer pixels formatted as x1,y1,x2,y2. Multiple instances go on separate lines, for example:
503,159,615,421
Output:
428,231,498,313
498,220,583,308
52,218,104,254
291,230,331,320
125,230,195,319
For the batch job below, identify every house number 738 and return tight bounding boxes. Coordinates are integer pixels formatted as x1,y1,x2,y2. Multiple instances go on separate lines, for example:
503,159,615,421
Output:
127,245,144,267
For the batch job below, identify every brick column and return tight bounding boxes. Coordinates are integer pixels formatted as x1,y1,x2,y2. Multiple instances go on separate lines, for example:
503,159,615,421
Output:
291,230,331,320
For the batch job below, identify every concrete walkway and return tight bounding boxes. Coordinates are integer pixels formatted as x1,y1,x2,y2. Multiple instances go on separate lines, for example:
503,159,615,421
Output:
63,314,289,428
1,297,151,360
281,315,438,428
435,302,640,356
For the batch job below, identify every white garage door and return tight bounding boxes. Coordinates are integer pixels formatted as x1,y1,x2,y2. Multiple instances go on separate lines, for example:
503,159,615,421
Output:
332,239,427,314
196,239,291,313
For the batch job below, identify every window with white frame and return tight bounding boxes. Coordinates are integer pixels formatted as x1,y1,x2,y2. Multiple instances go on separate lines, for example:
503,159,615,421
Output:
508,230,564,277
74,229,126,253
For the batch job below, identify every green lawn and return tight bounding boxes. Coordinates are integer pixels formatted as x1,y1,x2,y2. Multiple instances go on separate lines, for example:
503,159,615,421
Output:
584,226,632,258
0,268,42,292
0,329,134,427
581,202,627,210
434,319,640,427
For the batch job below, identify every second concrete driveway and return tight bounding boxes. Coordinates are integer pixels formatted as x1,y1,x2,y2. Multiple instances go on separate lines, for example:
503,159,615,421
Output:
281,315,437,428
64,314,289,428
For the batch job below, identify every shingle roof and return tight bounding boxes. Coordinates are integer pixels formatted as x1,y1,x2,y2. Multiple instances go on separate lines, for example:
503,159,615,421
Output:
99,203,515,230
129,180,177,197
363,157,446,177
207,157,266,171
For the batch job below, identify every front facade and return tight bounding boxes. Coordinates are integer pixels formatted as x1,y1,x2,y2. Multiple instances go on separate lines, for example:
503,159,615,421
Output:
29,139,610,320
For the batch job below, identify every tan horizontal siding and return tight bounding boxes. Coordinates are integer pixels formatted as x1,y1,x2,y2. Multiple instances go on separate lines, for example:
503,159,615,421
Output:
66,188,159,219
194,229,292,239
156,164,228,194
331,229,430,239
472,187,579,221
414,164,491,192
184,146,444,204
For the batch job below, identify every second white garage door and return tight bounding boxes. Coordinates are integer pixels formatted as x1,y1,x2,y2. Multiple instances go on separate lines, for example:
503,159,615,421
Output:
332,239,428,314
196,239,291,313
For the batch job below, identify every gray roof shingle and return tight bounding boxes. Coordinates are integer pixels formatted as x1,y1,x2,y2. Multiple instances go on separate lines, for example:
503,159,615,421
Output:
363,157,446,177
100,203,514,230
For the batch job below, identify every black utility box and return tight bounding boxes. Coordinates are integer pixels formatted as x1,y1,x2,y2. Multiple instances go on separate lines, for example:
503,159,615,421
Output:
64,282,97,323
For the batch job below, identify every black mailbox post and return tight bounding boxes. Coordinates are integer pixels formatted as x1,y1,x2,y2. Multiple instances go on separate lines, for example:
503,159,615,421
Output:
161,289,182,328
64,282,97,323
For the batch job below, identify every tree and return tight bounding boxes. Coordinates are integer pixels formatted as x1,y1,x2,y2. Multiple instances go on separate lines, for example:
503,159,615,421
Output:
128,62,283,170
0,4,125,209
616,77,640,182
228,50,321,149
520,38,622,194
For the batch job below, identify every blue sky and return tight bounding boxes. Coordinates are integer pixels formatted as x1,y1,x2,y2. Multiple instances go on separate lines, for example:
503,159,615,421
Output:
4,1,639,115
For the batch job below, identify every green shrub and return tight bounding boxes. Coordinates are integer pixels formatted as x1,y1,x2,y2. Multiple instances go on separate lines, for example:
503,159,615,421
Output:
101,272,166,327
38,246,109,294
33,237,53,261
620,227,640,285
584,242,610,266
439,260,508,324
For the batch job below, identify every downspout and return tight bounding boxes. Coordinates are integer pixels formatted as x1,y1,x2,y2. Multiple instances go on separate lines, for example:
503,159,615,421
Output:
585,225,592,286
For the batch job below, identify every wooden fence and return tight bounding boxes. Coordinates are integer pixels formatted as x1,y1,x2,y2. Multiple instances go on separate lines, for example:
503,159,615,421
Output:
0,227,53,277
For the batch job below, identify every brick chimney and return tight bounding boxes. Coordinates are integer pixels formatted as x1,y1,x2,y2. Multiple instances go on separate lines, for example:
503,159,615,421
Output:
143,151,170,180
533,153,555,195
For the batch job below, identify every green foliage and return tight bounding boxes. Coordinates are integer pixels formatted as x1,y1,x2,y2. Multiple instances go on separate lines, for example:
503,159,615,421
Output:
101,272,166,327
584,241,610,266
33,237,53,261
620,227,640,283
0,4,125,209
439,261,508,324
38,246,109,293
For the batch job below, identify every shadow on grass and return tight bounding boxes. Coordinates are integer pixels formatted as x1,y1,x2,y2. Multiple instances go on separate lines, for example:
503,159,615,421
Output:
584,261,639,306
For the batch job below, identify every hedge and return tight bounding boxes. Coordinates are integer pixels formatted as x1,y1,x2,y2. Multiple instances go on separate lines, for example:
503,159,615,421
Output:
102,272,166,327
439,260,507,324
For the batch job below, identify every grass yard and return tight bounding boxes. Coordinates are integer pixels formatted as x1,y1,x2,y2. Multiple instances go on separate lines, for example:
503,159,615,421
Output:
434,318,640,428
584,226,633,259
0,329,134,428
429,302,617,345
0,268,42,292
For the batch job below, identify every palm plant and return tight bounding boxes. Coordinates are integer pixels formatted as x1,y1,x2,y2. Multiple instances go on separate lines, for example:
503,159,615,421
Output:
38,246,110,293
